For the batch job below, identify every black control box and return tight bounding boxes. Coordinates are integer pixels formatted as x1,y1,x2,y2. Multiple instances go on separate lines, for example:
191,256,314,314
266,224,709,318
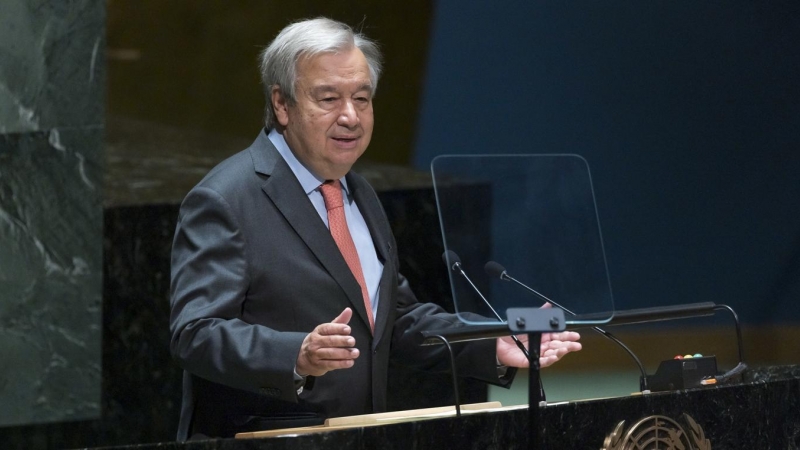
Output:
644,356,718,392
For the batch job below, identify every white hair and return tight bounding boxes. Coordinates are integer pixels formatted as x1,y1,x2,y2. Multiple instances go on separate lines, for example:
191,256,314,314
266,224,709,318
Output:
258,17,383,129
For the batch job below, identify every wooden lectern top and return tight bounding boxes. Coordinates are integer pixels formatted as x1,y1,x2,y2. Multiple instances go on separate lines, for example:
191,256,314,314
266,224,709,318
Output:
235,401,511,440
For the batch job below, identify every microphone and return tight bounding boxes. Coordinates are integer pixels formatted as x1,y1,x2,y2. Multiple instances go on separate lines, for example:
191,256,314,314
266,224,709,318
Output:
485,260,652,392
485,261,559,306
443,251,546,402
444,252,508,329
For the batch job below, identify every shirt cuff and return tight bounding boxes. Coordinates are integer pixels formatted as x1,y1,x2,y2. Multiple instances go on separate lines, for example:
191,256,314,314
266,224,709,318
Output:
293,367,308,395
496,356,509,378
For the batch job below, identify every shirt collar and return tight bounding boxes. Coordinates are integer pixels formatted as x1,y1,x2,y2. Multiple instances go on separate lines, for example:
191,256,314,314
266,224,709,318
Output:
267,128,351,196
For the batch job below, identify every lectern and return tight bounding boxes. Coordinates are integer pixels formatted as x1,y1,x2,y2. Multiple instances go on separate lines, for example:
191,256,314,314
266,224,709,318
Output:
90,365,800,449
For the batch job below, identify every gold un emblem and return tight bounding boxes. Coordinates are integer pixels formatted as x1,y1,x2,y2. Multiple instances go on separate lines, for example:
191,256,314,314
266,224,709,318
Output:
602,414,711,450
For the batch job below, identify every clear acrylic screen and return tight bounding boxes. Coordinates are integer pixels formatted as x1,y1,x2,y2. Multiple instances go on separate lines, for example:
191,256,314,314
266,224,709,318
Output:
432,154,614,326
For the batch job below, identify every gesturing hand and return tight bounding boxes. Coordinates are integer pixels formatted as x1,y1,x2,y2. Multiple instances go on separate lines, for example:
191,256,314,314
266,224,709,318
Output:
296,308,360,377
496,304,582,369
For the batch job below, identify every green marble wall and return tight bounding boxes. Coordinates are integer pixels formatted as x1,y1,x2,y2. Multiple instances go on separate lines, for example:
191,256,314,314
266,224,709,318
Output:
0,0,104,426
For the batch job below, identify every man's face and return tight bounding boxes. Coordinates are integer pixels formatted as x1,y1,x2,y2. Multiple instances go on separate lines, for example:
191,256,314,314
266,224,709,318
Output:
273,47,374,180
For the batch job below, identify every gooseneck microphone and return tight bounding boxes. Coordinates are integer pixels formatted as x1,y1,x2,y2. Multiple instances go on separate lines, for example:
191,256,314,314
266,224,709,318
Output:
485,260,652,392
442,251,530,361
485,261,558,306
443,251,547,403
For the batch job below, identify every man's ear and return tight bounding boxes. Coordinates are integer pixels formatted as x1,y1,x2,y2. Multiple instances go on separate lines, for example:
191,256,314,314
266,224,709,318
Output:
272,86,290,127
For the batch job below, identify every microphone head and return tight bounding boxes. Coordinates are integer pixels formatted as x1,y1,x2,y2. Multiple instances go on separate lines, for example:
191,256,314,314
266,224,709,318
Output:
442,250,461,271
484,261,507,280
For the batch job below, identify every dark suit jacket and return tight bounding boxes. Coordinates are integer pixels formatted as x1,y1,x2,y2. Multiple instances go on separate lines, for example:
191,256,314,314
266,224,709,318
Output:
169,130,510,440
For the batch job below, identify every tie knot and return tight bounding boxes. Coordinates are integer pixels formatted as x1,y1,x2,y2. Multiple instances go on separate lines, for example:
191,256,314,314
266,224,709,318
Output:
320,180,343,211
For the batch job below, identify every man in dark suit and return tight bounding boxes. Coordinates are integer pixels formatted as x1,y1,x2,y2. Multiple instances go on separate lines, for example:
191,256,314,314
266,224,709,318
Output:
169,17,581,440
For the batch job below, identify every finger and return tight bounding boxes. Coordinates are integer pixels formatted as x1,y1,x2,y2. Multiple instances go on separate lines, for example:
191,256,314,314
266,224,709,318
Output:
297,337,360,376
316,322,353,337
307,334,357,350
316,308,353,336
332,307,353,325
542,346,571,357
541,341,582,351
544,331,581,342
311,347,360,361
540,302,552,309
539,346,575,367
541,341,582,354
299,356,358,376
314,358,357,372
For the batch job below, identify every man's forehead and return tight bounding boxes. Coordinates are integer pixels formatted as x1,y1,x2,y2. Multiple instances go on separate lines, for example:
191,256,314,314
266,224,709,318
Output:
297,47,364,66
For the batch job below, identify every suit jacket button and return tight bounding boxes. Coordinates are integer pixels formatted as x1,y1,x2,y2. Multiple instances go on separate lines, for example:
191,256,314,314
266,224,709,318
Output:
259,387,280,397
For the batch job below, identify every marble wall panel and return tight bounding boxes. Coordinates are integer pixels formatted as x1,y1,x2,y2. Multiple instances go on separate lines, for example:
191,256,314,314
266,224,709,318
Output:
0,0,105,133
0,0,105,428
0,128,103,426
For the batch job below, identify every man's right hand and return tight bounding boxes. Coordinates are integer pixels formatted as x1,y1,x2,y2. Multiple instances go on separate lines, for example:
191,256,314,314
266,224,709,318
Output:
295,307,359,377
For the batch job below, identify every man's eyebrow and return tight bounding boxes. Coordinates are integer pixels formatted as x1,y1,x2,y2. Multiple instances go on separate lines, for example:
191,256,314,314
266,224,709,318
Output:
355,83,374,94
309,84,374,95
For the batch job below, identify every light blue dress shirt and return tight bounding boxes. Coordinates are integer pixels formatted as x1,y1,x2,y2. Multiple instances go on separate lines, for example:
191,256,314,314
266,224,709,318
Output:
268,129,383,318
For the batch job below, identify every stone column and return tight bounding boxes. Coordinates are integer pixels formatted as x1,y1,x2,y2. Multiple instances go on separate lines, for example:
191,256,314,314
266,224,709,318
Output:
0,0,104,427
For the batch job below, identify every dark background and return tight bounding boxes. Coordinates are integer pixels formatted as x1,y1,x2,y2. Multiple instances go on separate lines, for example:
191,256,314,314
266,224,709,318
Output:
414,1,800,327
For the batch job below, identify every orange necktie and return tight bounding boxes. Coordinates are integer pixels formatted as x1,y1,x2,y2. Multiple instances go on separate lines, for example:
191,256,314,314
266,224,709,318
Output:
320,180,375,333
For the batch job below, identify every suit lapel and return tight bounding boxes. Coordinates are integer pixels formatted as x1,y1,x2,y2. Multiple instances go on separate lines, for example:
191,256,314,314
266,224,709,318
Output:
348,173,394,343
251,132,373,331
348,173,391,263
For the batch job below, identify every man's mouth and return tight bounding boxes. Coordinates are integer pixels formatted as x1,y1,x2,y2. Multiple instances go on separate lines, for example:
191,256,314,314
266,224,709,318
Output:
332,136,359,150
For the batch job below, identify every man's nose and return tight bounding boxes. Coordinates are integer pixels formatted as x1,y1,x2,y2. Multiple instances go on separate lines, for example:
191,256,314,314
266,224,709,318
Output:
337,100,359,127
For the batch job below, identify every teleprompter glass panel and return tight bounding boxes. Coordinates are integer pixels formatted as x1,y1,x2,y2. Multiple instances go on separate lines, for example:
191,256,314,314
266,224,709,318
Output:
432,154,614,326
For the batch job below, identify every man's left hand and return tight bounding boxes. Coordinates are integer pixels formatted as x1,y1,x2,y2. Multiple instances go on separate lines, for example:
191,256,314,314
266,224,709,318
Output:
496,330,582,369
